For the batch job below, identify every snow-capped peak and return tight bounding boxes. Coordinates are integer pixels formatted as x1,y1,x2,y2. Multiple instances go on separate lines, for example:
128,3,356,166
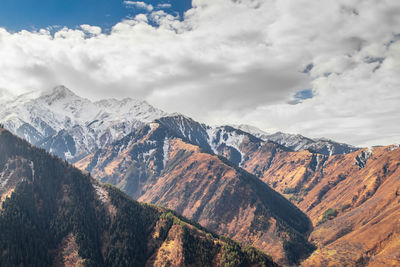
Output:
41,85,76,97
230,124,270,139
0,86,167,162
222,125,358,156
39,85,79,104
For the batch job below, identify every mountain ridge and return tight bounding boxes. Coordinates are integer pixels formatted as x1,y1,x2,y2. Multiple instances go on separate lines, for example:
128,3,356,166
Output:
0,127,278,267
3,86,396,266
0,86,166,162
232,124,359,156
0,86,358,163
76,121,315,265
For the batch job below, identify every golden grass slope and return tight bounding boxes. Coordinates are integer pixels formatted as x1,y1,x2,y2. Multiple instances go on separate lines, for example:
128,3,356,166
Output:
241,143,400,266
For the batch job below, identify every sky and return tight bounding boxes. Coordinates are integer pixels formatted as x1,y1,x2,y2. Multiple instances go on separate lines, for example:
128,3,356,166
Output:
0,0,190,31
0,0,399,147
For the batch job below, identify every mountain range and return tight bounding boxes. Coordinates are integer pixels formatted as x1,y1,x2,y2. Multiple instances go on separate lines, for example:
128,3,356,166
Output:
1,85,399,266
0,127,278,266
75,120,315,264
0,85,357,163
0,86,165,162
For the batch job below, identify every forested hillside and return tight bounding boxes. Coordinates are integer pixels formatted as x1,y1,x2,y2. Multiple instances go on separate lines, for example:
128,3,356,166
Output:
0,128,277,267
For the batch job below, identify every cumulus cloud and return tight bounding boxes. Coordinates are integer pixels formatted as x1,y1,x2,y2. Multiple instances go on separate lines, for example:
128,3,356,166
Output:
123,1,154,11
80,24,102,36
0,0,399,146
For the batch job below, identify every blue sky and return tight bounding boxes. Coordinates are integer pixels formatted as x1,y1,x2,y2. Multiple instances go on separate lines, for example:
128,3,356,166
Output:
0,0,192,32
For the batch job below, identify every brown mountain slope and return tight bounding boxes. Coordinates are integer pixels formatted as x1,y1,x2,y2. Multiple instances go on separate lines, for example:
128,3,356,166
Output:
138,138,311,264
301,146,400,266
0,128,277,267
76,123,314,265
237,141,400,266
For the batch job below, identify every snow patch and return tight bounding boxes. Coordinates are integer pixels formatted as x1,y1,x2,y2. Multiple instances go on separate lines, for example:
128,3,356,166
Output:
143,148,156,159
209,128,245,166
314,154,327,172
327,144,334,157
163,137,170,168
206,128,218,154
64,151,73,160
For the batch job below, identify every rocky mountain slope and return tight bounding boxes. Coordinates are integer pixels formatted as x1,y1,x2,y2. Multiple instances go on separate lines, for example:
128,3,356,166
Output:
298,146,400,266
0,128,278,267
76,122,315,265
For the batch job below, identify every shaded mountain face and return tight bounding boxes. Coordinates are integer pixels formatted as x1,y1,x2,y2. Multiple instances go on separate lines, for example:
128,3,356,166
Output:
0,86,166,162
0,128,277,267
76,122,315,265
239,142,400,266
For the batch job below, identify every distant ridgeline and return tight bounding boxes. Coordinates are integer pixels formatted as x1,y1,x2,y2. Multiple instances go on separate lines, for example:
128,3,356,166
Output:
0,129,277,266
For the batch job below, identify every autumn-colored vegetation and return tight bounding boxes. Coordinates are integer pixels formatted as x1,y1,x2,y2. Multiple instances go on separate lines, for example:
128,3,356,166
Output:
77,124,315,265
239,140,400,266
0,129,277,266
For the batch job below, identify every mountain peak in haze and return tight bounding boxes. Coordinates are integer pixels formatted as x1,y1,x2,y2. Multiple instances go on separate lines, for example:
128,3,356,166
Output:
39,85,80,104
0,88,15,102
44,84,75,96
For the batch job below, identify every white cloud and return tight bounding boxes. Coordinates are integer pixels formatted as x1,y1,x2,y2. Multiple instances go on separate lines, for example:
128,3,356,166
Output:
123,1,153,11
80,24,102,36
0,0,400,146
157,3,172,9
